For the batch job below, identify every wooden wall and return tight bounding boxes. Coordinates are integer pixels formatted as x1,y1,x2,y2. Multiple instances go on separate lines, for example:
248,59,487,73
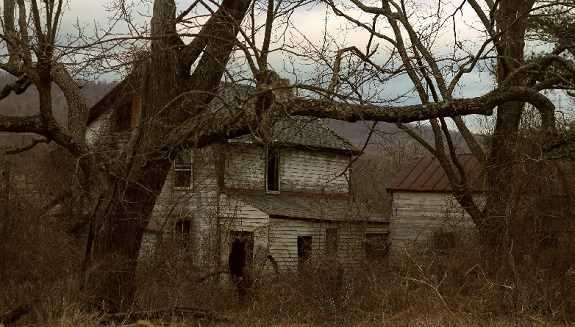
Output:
223,144,350,193
268,218,388,271
390,191,484,249
280,149,349,193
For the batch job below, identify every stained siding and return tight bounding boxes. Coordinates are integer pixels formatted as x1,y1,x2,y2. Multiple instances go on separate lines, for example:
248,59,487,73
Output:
224,145,265,189
268,218,323,271
268,218,388,271
391,191,484,248
223,145,351,193
280,149,350,193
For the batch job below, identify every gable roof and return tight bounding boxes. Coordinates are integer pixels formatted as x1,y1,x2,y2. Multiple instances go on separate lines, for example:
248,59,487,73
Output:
88,82,358,154
230,117,358,154
226,190,387,223
387,154,486,193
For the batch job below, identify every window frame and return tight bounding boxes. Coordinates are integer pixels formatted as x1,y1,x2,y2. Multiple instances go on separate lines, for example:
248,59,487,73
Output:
297,235,313,269
173,150,193,190
364,232,389,261
265,146,280,193
174,219,192,246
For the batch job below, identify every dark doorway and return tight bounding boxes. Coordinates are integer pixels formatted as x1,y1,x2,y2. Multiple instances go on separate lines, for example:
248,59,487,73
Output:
297,236,312,269
229,231,254,268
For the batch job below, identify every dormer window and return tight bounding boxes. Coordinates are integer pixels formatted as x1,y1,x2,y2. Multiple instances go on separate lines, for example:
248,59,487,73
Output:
266,147,280,193
174,150,192,189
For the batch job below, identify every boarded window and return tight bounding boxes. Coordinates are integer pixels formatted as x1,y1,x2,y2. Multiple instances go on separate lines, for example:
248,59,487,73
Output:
297,236,313,269
365,233,389,260
229,231,254,267
266,147,280,192
174,150,192,188
326,228,338,256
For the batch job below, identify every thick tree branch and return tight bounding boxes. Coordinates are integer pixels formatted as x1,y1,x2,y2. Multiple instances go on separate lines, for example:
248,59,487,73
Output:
0,75,31,100
166,85,555,151
5,137,49,155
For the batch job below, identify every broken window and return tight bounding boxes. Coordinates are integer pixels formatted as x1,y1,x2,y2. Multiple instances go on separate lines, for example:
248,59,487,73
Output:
365,233,389,261
174,150,192,189
266,147,280,192
326,228,338,257
175,219,191,245
297,236,313,269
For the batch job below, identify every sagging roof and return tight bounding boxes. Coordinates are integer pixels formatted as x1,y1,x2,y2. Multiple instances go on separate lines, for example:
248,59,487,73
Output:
387,154,486,193
226,190,387,223
88,82,358,154
230,117,358,154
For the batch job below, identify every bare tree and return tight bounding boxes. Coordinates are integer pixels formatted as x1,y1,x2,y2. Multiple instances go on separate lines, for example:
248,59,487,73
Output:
0,0,570,311
319,0,575,251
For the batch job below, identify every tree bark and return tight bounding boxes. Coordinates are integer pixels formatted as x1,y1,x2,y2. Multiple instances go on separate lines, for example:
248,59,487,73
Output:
84,0,251,312
482,0,535,250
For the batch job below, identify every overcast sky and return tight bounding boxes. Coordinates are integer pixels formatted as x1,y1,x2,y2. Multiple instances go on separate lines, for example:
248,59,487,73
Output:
49,0,574,125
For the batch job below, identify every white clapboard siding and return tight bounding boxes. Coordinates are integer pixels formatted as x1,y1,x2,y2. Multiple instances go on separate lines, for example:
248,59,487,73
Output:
280,149,349,193
324,223,389,268
391,191,484,247
268,218,323,271
191,193,270,267
224,145,265,189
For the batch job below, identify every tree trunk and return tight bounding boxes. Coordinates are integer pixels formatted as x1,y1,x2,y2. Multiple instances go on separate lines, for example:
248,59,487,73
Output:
483,0,534,250
89,160,171,312
85,0,251,311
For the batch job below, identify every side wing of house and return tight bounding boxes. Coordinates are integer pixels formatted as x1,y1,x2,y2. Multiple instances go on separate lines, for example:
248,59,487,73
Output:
390,191,484,249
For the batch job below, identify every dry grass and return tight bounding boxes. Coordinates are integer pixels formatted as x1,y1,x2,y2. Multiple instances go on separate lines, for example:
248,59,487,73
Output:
3,192,575,326
3,222,575,326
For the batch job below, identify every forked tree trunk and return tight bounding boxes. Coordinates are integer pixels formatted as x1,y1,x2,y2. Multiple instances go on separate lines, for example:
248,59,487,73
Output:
85,0,251,311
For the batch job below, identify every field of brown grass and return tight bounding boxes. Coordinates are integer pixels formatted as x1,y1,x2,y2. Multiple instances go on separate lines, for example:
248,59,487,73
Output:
3,225,575,326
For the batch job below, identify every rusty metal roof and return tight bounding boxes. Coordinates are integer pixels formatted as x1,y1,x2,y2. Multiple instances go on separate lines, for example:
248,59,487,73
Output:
387,154,486,193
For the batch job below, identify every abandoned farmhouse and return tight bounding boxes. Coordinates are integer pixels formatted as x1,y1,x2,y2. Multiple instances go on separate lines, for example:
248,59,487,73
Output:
86,84,390,272
86,81,559,271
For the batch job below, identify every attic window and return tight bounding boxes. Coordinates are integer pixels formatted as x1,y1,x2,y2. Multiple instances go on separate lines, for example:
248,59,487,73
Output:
116,95,141,131
174,150,192,189
266,147,280,192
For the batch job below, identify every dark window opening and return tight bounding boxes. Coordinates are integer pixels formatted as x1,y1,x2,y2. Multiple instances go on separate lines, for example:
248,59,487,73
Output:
432,230,456,251
229,231,254,268
116,107,132,131
326,228,338,257
266,147,280,192
365,233,389,261
297,236,313,269
174,150,192,188
115,96,141,131
175,219,191,245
